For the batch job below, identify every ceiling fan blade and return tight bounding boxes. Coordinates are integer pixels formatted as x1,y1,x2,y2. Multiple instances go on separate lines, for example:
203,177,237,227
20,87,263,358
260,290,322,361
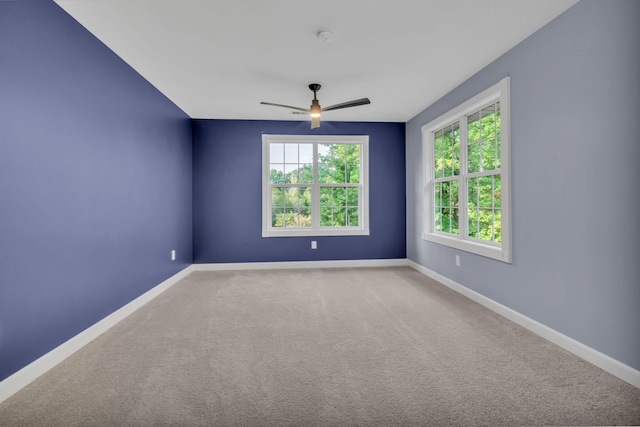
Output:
322,98,371,112
311,116,321,129
260,102,309,113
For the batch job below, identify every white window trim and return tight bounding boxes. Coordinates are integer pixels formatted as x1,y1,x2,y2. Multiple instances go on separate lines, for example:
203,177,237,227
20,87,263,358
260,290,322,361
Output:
262,134,370,238
422,77,512,263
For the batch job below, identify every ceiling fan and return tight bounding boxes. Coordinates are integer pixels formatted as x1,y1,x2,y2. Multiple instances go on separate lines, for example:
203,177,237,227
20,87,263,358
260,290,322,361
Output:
260,84,370,129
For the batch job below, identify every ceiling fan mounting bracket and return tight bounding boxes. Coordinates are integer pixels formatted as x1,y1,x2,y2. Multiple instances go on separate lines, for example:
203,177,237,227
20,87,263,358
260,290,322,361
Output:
309,83,321,93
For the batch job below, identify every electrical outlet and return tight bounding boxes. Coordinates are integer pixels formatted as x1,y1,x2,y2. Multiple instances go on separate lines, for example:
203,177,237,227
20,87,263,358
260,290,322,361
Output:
311,241,317,249
171,250,176,261
455,255,460,267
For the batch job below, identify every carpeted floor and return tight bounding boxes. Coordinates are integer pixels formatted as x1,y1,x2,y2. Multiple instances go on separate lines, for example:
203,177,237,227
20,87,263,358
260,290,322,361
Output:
1,267,639,426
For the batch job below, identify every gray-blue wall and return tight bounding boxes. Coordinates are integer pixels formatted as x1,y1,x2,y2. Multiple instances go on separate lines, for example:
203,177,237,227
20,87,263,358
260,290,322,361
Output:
193,119,406,263
0,1,193,380
406,0,640,370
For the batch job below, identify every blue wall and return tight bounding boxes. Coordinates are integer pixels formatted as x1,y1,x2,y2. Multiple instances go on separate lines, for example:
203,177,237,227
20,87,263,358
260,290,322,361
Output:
406,0,640,370
193,120,406,263
0,1,193,380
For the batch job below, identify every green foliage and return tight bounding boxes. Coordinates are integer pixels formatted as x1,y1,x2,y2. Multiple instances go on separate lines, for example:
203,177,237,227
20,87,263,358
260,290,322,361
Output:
319,186,359,227
466,175,501,242
434,181,459,234
318,143,360,184
434,123,460,178
467,102,500,173
468,208,501,242
270,143,361,228
434,102,502,243
271,187,312,228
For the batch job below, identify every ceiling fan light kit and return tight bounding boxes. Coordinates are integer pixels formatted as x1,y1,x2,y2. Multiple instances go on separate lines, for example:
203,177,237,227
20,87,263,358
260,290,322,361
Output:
260,83,370,129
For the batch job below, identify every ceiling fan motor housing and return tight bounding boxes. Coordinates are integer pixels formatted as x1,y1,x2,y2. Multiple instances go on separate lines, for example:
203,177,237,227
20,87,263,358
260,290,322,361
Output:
310,99,321,117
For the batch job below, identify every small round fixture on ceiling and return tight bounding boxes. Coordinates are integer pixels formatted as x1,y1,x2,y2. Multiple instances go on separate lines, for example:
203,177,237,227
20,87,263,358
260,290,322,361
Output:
317,30,334,44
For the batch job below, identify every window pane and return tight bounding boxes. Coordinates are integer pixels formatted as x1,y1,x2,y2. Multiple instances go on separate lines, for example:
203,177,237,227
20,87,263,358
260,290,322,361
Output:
270,165,285,184
299,144,313,163
468,116,481,143
494,175,502,208
468,209,478,238
318,163,333,184
441,181,450,207
299,187,312,208
284,164,298,184
319,143,350,185
270,143,284,163
435,208,443,232
320,207,333,226
480,104,498,140
434,182,442,207
442,210,452,233
496,136,501,170
299,207,312,227
284,144,298,163
347,187,359,207
347,208,359,226
442,149,453,177
332,165,346,183
346,144,360,164
272,208,285,227
449,208,458,234
284,187,295,207
298,164,313,184
271,187,284,208
467,178,478,208
318,143,331,158
434,131,444,155
477,208,494,241
468,143,480,173
453,150,460,176
333,187,346,207
320,187,332,207
286,187,310,208
482,139,497,171
494,209,502,242
479,177,493,207
442,129,453,152
284,207,298,227
434,154,443,179
346,164,360,183
450,180,459,207
333,207,346,226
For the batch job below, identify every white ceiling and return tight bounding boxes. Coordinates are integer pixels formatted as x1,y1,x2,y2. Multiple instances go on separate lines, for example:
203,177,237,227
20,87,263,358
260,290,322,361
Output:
54,0,578,123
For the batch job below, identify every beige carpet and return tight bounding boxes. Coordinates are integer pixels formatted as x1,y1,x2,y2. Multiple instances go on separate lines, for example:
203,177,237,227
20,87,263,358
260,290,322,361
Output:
1,267,639,426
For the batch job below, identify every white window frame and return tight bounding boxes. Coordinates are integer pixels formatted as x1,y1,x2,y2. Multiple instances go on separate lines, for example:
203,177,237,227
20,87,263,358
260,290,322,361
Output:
422,77,511,263
262,134,369,237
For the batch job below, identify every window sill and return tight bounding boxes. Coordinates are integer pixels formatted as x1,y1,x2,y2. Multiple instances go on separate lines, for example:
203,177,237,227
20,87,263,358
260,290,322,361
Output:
264,227,370,238
422,232,511,263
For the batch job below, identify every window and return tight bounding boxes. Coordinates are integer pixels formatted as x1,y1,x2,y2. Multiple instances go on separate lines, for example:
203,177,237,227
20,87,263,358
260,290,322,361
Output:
262,134,369,237
422,77,511,262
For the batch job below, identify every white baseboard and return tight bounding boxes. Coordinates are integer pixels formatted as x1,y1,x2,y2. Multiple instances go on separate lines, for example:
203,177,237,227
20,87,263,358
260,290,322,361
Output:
407,260,640,389
191,258,409,271
0,265,195,404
